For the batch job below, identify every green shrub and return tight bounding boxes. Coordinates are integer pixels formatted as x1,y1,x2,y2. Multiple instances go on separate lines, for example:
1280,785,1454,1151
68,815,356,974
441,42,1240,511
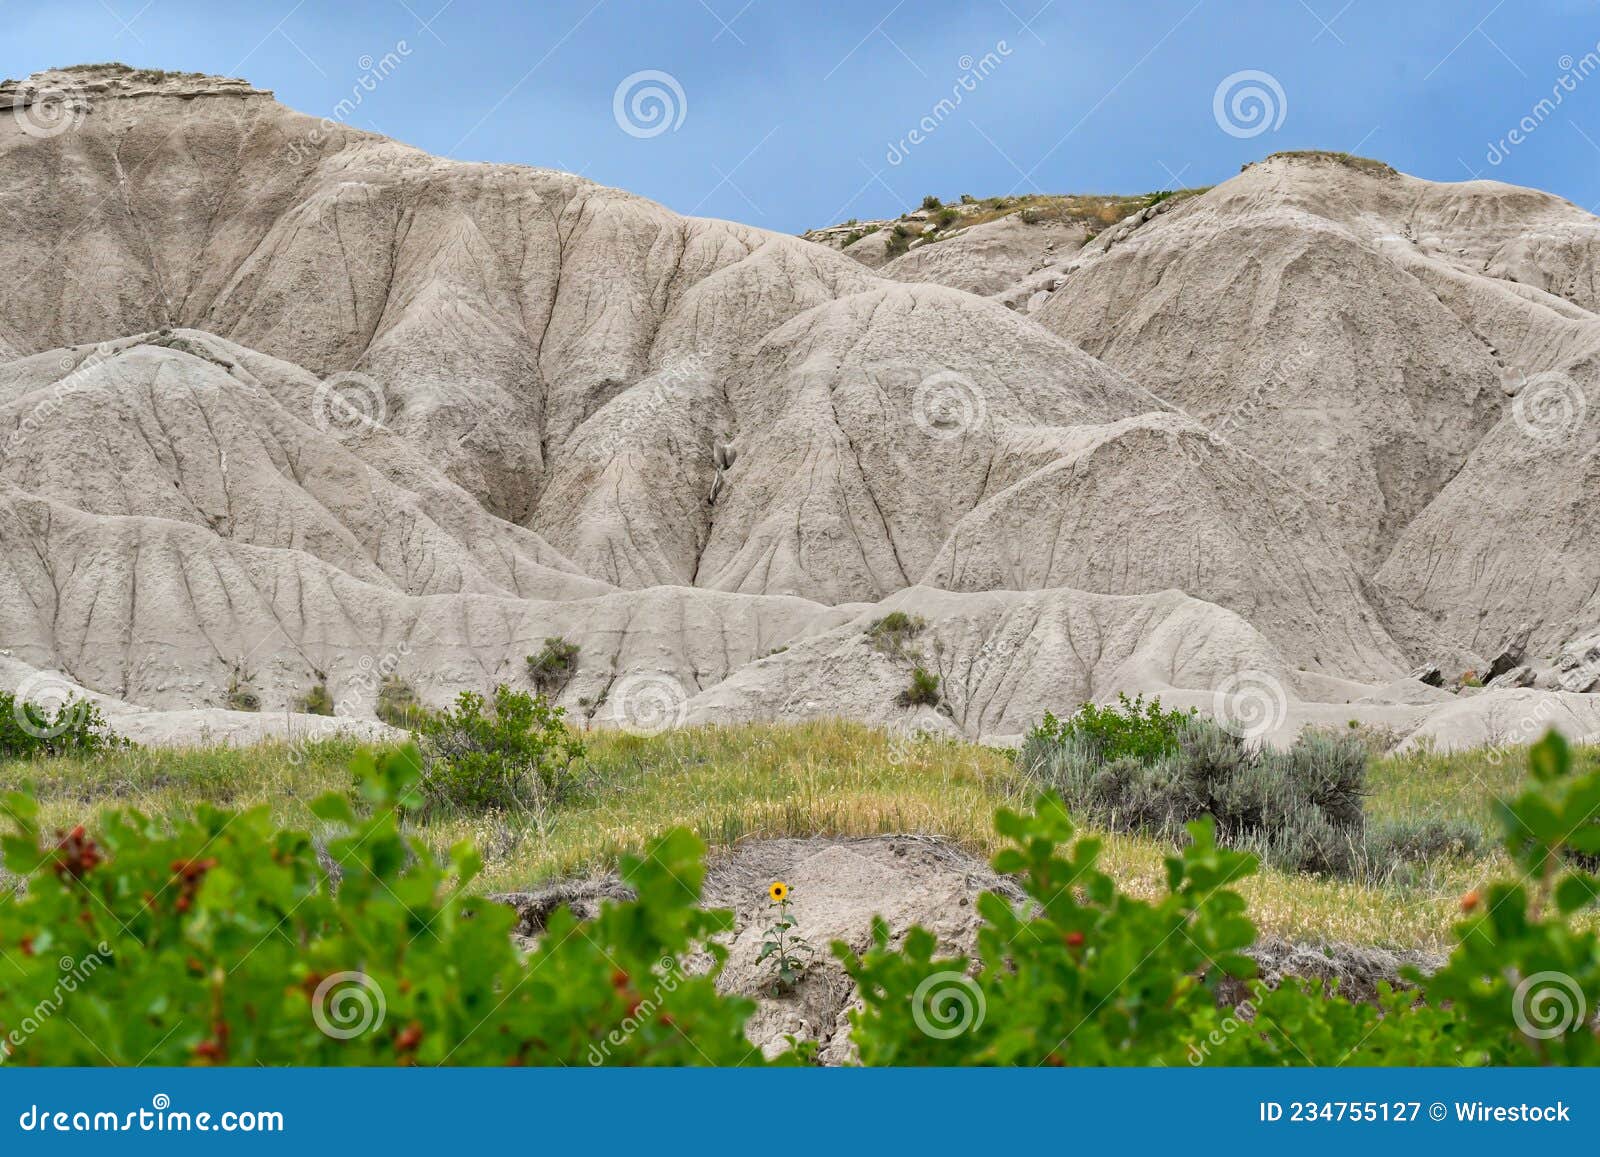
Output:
1024,692,1194,763
415,686,585,814
0,746,771,1065
1020,714,1373,876
526,637,580,697
920,194,942,210
897,667,940,708
298,680,334,717
935,207,960,228
0,692,126,760
375,676,424,729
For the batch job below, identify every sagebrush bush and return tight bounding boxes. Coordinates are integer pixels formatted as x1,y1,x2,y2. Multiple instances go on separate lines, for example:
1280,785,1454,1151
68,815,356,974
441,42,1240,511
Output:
0,692,126,759
415,686,585,814
1020,713,1374,875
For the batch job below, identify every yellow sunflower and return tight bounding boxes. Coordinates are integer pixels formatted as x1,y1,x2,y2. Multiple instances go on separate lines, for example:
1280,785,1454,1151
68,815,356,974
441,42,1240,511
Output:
768,881,789,903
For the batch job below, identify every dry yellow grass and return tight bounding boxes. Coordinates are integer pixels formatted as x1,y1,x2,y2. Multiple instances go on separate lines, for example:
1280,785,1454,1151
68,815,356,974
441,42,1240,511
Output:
2,720,1556,951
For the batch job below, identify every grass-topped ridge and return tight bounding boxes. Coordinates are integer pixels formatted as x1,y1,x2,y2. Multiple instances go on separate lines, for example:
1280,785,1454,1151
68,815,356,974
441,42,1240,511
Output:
1259,150,1398,176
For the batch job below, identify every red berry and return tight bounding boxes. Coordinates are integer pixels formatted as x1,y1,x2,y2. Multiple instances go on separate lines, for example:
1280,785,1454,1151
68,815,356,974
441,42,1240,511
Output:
395,1023,423,1051
1065,931,1085,948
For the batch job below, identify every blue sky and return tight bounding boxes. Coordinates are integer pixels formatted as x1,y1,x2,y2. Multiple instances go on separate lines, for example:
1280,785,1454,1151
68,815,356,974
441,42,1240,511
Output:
5,0,1600,232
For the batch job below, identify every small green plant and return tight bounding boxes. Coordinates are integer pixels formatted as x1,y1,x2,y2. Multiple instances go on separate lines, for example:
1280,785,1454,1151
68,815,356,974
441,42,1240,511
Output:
935,207,960,228
898,667,941,708
920,194,942,210
959,193,976,204
866,611,925,659
297,679,334,716
224,674,260,713
757,880,814,993
375,675,424,729
527,637,581,697
0,692,126,759
415,686,585,814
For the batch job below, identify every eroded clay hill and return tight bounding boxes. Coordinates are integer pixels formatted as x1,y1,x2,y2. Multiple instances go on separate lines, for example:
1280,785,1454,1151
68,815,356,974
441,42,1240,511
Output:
0,70,1595,748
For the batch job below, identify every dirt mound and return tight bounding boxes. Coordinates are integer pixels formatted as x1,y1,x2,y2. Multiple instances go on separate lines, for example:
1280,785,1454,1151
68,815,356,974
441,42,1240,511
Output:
497,834,1442,1063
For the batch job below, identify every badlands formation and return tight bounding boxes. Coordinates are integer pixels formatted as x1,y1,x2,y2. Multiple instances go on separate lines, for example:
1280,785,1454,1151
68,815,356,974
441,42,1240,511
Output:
0,67,1596,750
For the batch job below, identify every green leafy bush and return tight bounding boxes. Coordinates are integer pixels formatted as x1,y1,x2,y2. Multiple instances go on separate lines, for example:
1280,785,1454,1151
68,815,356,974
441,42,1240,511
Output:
0,746,771,1065
415,686,585,813
920,194,942,210
0,692,126,759
1024,692,1195,763
526,637,580,697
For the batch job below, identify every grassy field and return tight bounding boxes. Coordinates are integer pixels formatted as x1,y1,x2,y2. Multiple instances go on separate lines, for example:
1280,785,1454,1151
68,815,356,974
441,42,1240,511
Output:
4,723,1591,951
